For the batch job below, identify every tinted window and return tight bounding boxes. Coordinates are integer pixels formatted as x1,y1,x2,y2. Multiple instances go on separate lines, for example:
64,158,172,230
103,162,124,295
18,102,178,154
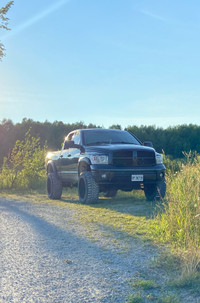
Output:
83,130,140,146
72,132,81,145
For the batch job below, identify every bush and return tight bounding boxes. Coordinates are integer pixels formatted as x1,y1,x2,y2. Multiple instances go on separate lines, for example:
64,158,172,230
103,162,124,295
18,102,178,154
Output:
0,129,47,190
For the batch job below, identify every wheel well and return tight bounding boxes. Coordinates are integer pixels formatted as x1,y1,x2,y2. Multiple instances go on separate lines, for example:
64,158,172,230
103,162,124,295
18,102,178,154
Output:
78,161,90,175
47,164,54,174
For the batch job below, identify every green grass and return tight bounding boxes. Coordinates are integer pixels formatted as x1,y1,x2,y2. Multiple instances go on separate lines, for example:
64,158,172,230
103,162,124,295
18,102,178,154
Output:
156,294,180,303
131,279,159,290
127,292,144,303
154,160,200,250
152,252,182,273
127,292,181,303
169,271,200,295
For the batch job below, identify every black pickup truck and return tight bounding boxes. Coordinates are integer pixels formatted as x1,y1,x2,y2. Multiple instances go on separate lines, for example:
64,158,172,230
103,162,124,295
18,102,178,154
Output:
45,128,166,203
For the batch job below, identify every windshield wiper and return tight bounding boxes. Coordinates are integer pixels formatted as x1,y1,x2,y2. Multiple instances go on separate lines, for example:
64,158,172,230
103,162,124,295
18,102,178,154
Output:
112,142,136,144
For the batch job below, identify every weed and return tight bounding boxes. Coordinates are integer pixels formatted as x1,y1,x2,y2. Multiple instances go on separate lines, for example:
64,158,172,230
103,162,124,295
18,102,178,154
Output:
152,157,200,282
153,252,181,273
169,271,200,295
131,279,159,290
156,293,180,303
127,292,144,303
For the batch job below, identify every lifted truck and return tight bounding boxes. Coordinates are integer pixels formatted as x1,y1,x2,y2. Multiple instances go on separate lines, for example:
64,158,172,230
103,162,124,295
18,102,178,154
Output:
45,128,166,203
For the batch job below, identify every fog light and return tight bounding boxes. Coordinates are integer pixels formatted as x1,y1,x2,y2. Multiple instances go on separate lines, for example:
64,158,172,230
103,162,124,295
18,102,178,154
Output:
101,173,107,179
160,172,164,178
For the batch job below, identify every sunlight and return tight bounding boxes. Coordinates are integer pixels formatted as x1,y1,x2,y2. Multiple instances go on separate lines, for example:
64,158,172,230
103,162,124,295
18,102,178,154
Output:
1,0,71,40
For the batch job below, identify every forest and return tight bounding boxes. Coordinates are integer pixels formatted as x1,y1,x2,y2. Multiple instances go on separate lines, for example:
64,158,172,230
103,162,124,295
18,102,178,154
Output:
0,118,200,164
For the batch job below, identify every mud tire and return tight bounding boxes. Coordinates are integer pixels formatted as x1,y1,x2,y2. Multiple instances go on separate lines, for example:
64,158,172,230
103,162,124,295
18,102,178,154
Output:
144,178,166,201
47,173,62,200
78,171,99,204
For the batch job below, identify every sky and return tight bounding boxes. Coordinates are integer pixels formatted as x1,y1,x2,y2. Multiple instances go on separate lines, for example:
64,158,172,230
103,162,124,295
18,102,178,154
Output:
0,0,200,129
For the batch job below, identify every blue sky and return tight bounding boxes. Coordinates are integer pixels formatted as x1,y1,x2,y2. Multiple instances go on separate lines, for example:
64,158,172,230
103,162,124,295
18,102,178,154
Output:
0,0,200,128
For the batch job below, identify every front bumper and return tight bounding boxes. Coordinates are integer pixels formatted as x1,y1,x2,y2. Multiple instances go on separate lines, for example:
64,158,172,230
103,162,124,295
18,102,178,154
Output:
91,164,165,190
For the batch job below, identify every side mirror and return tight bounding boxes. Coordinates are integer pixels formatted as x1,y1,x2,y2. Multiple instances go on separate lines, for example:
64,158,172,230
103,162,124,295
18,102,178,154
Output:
63,140,85,153
143,141,153,148
64,140,74,149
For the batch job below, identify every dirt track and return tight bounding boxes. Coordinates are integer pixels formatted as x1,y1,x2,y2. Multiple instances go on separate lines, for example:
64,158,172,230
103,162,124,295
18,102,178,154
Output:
0,196,199,303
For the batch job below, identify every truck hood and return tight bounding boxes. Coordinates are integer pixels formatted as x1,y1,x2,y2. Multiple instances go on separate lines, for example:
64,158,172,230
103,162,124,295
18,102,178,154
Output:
84,144,155,154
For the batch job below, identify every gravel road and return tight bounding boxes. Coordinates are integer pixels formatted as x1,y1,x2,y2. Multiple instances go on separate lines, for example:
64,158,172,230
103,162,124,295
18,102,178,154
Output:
0,196,196,303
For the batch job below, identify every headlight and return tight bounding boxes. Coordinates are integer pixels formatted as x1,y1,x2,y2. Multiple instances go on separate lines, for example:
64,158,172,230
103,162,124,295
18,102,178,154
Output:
156,153,163,164
89,155,109,164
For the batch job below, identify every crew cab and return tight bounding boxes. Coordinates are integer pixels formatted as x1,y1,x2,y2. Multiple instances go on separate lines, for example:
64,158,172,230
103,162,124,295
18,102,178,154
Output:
45,128,166,203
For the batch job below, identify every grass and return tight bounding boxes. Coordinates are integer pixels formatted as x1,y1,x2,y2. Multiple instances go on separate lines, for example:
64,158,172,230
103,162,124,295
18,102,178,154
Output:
169,271,200,295
154,160,200,249
127,292,181,303
127,292,144,303
156,294,180,303
131,279,159,290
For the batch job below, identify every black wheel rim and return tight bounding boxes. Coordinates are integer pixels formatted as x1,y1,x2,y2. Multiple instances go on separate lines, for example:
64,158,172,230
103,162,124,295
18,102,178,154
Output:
47,177,52,195
79,178,86,199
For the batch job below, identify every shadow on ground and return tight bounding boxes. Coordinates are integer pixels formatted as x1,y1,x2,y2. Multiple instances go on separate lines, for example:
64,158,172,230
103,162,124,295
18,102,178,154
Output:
60,189,166,219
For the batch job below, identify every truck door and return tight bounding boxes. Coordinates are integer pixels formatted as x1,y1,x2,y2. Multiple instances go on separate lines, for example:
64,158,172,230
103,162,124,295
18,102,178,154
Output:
59,132,81,184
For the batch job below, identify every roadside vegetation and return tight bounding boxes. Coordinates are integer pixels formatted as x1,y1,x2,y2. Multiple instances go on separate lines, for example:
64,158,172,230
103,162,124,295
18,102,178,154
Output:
0,129,200,302
0,130,47,190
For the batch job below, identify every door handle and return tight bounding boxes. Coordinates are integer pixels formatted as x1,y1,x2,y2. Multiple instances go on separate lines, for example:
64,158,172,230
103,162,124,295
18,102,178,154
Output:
68,154,71,157
60,155,63,158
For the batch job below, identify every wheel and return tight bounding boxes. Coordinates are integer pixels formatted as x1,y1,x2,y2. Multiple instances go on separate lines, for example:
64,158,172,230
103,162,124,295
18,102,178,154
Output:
47,172,62,199
78,171,99,204
144,179,166,201
104,189,118,198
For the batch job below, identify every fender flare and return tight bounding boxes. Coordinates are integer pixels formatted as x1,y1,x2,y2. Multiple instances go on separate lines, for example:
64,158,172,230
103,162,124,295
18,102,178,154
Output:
46,161,58,176
78,157,91,174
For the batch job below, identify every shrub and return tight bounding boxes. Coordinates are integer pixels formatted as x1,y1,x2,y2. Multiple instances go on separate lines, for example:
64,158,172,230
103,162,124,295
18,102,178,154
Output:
0,129,47,190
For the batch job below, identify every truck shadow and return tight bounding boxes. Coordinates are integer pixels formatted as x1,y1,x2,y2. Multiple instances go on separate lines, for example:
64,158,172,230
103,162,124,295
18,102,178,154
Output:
61,191,165,219
94,197,165,219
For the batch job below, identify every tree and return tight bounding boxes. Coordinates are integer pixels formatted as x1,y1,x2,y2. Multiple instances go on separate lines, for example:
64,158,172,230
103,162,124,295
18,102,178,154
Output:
0,1,13,59
109,124,122,130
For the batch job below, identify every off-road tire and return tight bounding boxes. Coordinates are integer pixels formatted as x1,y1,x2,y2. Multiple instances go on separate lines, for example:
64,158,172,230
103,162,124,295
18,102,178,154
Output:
47,172,62,200
78,171,99,204
144,178,166,201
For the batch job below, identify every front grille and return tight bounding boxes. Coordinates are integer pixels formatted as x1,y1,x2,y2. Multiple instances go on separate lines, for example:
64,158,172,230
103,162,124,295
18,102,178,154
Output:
112,150,155,167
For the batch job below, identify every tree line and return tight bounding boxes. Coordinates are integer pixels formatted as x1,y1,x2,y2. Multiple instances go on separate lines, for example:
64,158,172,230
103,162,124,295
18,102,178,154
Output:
0,118,200,164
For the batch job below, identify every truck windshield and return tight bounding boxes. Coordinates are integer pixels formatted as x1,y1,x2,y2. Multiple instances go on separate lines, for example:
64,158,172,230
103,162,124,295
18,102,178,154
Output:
83,130,141,146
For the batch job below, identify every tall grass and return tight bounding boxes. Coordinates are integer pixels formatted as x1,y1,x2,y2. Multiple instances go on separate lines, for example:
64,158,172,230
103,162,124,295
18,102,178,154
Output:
154,155,200,274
